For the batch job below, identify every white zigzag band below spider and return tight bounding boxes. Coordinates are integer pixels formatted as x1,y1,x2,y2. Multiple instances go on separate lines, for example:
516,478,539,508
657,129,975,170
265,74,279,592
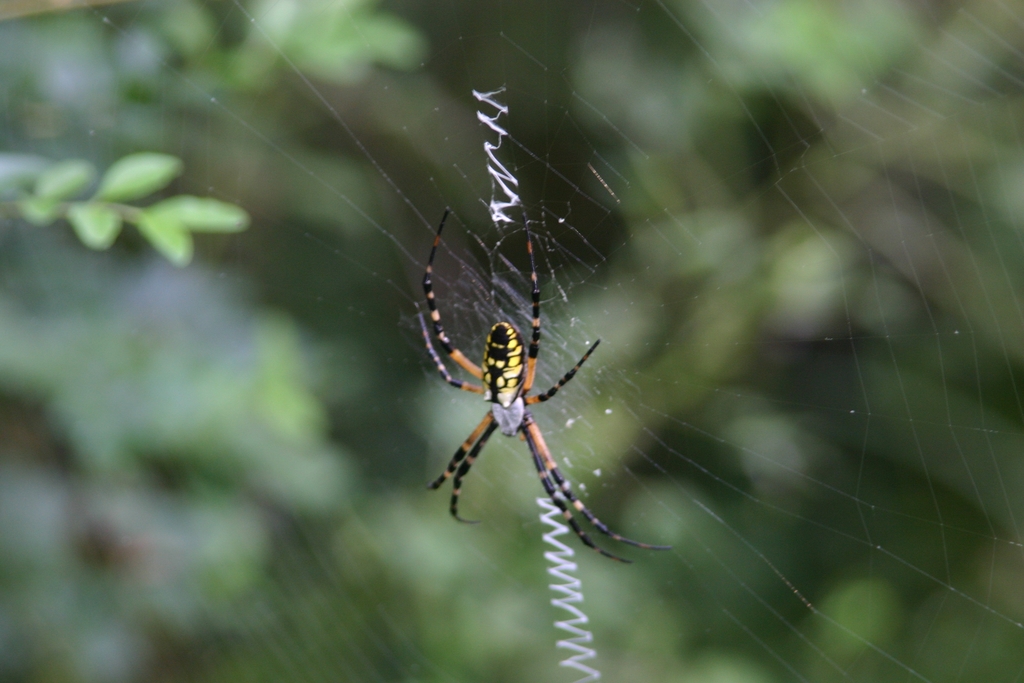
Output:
419,209,670,563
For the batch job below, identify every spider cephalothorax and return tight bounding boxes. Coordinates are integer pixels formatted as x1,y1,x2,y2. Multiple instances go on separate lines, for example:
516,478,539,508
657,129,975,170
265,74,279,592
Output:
419,209,669,562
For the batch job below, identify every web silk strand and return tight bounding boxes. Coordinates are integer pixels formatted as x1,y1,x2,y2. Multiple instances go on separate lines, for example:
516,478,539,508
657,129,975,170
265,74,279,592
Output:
473,87,522,226
537,497,602,683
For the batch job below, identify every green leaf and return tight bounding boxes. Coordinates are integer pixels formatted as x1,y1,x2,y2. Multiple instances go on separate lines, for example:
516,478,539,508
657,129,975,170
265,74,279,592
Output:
67,202,122,250
17,196,60,226
149,195,250,232
35,160,95,200
136,209,193,266
95,153,183,203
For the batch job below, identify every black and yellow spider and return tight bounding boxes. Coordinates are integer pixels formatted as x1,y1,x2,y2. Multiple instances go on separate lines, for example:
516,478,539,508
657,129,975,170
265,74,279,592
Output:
419,210,670,562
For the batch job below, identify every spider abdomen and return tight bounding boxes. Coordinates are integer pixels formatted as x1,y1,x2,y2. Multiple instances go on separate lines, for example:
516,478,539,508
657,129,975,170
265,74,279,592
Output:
482,322,525,407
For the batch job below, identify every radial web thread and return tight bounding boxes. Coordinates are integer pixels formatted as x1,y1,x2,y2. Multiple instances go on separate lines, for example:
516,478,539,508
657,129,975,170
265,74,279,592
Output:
537,497,602,683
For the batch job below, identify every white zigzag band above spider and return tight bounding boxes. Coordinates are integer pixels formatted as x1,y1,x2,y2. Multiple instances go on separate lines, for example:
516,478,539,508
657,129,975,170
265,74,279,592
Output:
419,209,670,563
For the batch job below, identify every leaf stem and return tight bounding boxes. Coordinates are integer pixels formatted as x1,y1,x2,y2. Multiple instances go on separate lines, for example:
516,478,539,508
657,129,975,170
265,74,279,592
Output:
0,200,144,224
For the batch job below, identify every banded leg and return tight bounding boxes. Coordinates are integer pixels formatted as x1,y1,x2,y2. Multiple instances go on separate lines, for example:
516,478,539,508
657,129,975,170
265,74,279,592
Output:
418,314,484,394
521,219,542,392
428,413,494,489
525,416,670,551
523,423,629,563
450,420,499,523
423,209,484,380
525,339,601,405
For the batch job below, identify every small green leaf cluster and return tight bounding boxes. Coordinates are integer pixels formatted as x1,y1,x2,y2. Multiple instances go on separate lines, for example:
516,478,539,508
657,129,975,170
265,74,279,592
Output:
4,152,249,266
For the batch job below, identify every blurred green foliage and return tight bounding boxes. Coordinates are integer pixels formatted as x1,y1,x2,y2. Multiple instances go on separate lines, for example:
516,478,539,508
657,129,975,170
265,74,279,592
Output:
1,0,1024,682
0,233,350,678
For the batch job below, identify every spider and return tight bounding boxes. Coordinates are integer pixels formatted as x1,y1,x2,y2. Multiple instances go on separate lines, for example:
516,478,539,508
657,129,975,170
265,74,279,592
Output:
419,209,670,562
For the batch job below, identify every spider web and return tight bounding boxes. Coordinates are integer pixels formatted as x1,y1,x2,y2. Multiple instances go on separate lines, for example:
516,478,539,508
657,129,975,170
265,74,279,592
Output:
3,1,1024,682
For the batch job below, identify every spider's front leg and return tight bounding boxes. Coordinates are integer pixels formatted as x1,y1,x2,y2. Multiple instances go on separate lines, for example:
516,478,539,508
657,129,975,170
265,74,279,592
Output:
428,413,494,490
449,421,498,523
427,412,499,523
522,416,631,563
523,413,671,559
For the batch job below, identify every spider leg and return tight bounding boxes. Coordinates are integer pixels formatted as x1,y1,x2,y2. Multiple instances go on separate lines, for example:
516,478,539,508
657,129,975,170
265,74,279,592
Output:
522,422,630,563
524,417,671,551
423,209,484,380
521,219,542,393
428,413,494,490
450,420,499,523
525,339,600,405
418,314,484,394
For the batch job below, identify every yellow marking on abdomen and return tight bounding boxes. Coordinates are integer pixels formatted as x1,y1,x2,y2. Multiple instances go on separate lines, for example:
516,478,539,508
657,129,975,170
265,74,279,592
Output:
482,322,526,406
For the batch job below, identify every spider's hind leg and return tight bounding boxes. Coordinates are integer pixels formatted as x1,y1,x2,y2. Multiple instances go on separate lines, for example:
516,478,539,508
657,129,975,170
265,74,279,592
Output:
422,210,484,380
525,339,600,405
418,314,484,395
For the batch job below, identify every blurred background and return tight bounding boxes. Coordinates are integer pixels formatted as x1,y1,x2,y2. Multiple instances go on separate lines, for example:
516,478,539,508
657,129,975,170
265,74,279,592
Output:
2,0,1024,681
